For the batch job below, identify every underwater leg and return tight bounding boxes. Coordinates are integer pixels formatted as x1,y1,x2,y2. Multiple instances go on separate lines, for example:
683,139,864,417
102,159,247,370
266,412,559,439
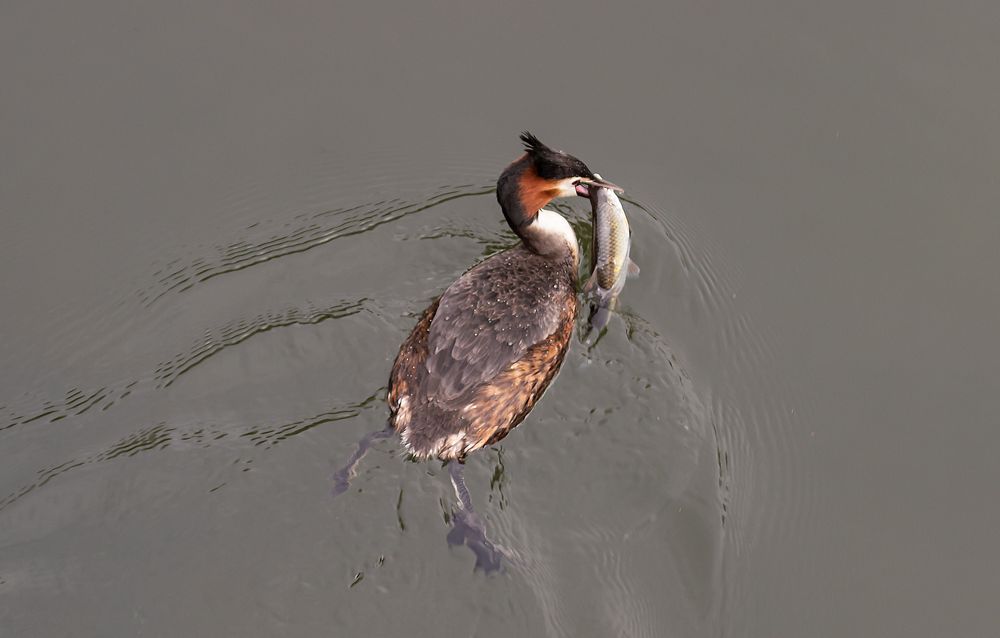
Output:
583,302,612,345
331,426,393,497
447,462,504,573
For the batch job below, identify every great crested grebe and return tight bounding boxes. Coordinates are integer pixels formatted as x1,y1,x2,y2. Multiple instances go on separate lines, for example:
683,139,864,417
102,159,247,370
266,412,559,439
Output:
333,133,619,570
389,132,619,461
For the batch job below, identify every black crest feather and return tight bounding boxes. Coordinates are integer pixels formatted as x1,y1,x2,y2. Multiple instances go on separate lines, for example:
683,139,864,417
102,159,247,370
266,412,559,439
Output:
515,131,596,181
520,131,551,156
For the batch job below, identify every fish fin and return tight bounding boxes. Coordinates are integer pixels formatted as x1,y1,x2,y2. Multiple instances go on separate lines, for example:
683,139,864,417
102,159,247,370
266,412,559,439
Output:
582,271,598,295
627,259,640,278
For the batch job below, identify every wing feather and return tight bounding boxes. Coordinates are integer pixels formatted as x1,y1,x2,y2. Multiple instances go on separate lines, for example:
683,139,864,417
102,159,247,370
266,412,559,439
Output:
425,246,573,403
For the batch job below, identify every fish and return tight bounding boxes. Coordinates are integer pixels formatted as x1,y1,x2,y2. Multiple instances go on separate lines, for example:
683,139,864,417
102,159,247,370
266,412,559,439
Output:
583,178,639,335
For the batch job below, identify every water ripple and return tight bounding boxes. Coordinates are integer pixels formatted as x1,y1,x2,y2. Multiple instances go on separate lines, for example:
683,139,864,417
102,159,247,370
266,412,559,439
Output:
625,194,819,635
0,391,384,513
153,297,370,388
136,183,494,308
2,382,138,432
1,297,372,434
2,181,516,436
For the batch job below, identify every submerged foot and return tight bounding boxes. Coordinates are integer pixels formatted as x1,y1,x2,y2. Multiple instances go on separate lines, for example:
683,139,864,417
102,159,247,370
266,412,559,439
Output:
447,462,506,573
446,506,505,573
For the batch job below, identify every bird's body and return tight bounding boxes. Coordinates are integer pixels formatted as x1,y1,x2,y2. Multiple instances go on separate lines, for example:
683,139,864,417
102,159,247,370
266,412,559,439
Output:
389,244,578,459
387,133,619,461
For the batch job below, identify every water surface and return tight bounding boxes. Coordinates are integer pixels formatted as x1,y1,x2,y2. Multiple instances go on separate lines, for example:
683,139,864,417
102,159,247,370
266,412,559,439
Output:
3,2,1000,636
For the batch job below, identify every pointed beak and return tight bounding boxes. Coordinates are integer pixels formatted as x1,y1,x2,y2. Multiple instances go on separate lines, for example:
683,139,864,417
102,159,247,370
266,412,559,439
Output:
575,176,623,197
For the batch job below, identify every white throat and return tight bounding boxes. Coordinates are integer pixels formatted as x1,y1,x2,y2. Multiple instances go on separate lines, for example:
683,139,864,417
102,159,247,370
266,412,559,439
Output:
522,208,579,262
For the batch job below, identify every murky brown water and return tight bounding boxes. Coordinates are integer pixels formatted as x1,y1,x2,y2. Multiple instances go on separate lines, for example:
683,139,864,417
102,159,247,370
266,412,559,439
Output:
3,2,1000,636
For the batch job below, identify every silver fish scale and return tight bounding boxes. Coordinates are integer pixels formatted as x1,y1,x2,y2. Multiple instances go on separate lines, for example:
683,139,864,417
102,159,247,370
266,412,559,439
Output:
590,188,631,293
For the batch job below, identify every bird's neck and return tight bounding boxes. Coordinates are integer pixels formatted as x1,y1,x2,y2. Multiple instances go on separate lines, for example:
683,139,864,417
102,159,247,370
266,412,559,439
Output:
496,156,578,261
520,209,579,263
